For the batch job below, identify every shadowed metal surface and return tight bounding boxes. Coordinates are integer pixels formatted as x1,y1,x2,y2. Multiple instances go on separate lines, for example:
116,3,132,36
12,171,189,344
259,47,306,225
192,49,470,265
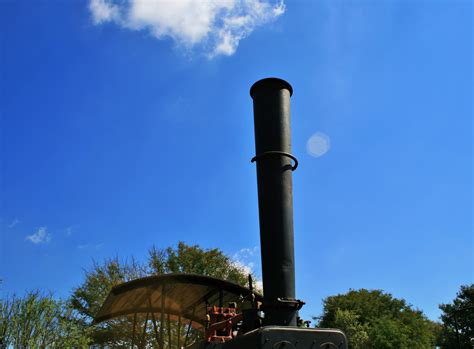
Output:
93,274,263,327
250,78,298,326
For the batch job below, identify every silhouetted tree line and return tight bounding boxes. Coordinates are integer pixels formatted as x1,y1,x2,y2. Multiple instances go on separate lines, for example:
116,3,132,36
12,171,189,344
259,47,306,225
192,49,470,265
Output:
314,285,473,349
1,243,472,348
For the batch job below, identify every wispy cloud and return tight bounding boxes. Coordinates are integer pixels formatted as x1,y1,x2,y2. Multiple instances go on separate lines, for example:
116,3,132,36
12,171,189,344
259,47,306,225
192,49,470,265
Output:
8,219,19,229
90,0,120,23
89,0,285,57
232,246,260,275
233,246,259,260
25,227,51,244
65,226,74,236
231,259,254,276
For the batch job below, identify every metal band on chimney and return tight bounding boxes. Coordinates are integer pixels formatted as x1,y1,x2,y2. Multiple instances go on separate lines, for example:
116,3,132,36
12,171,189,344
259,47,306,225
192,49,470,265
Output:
251,151,298,171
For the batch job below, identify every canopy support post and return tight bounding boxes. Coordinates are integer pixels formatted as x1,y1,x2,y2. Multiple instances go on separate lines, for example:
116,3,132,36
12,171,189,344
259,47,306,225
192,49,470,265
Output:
183,307,196,347
149,297,162,349
177,315,182,349
141,312,149,349
167,313,171,349
131,312,137,349
160,285,166,349
151,311,160,348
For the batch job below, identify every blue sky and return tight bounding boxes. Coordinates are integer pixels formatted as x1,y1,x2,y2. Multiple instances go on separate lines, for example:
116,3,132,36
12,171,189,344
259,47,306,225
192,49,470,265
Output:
1,0,472,323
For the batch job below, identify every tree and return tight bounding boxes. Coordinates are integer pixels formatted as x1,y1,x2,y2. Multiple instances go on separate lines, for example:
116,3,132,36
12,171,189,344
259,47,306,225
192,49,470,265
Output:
149,242,250,286
439,284,474,349
329,309,369,349
316,289,438,349
70,242,254,348
0,291,90,349
0,295,14,349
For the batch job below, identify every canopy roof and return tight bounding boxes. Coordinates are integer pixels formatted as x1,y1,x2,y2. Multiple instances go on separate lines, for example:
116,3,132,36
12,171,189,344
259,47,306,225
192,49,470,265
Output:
94,274,262,328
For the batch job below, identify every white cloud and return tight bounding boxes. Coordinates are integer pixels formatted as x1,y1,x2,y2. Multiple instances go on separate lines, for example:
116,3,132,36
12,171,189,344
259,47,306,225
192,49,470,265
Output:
231,259,254,276
64,225,78,236
89,0,120,24
231,246,260,276
8,219,19,229
231,247,263,292
233,246,259,259
26,227,51,244
88,0,285,57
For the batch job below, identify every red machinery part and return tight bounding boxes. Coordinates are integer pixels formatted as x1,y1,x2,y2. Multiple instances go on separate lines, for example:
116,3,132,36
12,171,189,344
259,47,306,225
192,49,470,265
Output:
205,305,243,343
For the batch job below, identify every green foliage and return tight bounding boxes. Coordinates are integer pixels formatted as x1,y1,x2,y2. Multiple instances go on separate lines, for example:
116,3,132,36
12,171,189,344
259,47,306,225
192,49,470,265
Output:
153,242,250,286
0,291,90,349
71,256,146,321
316,289,438,349
0,295,14,349
70,242,253,348
439,284,474,349
331,309,369,349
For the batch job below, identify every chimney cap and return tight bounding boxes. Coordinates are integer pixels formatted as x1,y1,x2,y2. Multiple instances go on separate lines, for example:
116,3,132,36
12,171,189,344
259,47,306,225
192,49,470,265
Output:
250,78,293,98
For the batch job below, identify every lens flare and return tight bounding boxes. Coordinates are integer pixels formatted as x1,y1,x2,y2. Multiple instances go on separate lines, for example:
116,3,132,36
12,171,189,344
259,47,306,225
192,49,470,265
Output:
306,132,330,157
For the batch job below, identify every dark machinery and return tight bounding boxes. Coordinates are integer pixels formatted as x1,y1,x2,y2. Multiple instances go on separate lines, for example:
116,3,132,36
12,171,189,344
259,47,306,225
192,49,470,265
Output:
94,78,348,349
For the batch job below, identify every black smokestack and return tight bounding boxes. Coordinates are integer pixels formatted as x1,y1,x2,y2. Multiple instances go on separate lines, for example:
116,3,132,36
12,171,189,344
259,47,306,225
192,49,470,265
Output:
250,78,299,326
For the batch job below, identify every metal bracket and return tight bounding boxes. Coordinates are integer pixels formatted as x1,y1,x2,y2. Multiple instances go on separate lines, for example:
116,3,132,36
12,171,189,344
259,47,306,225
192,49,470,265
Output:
276,298,305,310
262,298,306,311
251,151,298,171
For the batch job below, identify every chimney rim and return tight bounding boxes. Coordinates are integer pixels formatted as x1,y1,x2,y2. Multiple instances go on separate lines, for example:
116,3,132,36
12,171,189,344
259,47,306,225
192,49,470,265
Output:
250,77,293,98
